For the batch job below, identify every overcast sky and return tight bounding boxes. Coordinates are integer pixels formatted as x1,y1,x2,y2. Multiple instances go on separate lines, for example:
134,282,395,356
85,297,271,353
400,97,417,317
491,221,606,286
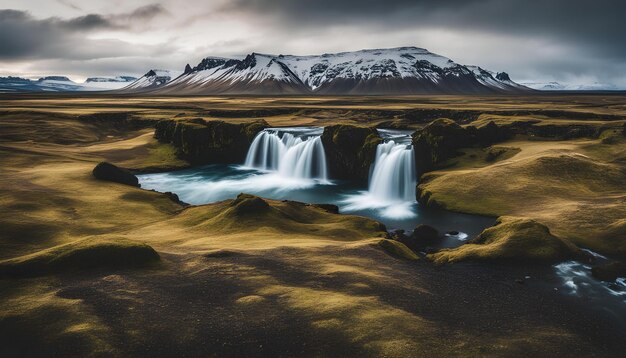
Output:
1,0,624,87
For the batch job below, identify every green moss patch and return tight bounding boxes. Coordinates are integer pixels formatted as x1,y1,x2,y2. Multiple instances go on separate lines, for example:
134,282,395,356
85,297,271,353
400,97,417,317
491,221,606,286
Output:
377,239,419,261
0,238,160,277
428,216,581,264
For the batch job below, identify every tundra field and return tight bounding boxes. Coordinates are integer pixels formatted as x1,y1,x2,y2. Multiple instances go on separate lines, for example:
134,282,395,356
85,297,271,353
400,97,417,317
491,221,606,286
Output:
1,93,625,356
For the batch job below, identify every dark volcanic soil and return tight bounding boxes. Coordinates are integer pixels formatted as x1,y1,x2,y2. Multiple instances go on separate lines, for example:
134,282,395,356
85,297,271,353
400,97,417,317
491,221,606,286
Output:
2,246,624,357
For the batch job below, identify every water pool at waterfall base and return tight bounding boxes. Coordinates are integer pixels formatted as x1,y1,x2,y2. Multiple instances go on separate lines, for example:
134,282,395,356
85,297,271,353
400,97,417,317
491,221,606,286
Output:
139,126,495,243
138,163,496,241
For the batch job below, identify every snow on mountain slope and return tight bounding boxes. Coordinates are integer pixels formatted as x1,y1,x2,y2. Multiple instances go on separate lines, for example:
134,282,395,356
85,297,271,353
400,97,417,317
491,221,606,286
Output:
151,47,529,95
82,76,137,90
85,76,137,83
0,75,137,92
520,81,620,91
122,70,182,91
0,77,45,92
159,54,304,94
35,76,85,91
278,47,457,90
466,66,528,91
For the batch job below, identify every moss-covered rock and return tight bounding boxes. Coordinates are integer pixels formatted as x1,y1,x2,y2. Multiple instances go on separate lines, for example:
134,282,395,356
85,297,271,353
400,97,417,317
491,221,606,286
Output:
412,119,471,175
230,193,271,215
528,124,599,139
428,216,582,264
399,224,440,251
321,125,381,182
412,119,516,175
466,120,513,146
412,117,606,176
76,112,157,129
92,161,139,187
154,119,268,164
0,238,160,277
377,239,419,261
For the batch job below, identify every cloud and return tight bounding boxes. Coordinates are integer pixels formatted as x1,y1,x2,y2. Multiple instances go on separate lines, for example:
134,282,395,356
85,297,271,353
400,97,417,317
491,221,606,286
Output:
1,0,624,86
217,0,626,86
0,5,168,61
56,0,82,11
223,0,625,55
126,4,167,21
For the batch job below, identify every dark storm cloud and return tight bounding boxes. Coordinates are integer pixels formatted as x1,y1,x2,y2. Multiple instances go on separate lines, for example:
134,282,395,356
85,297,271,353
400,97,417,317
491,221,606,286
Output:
0,5,168,60
116,4,169,24
224,0,626,58
61,13,117,30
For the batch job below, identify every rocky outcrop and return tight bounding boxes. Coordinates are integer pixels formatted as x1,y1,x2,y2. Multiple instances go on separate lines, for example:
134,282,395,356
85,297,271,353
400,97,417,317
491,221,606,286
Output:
412,119,471,175
428,216,582,264
592,261,626,282
92,162,139,187
76,112,158,129
412,118,515,175
466,120,513,145
321,125,381,182
399,224,440,251
522,123,599,139
230,193,271,216
154,119,268,164
412,116,615,175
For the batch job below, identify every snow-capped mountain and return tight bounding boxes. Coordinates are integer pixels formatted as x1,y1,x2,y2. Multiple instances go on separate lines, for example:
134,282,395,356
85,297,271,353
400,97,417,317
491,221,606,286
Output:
520,81,620,91
85,76,137,83
0,75,136,92
35,76,86,91
0,76,49,92
121,70,182,91
465,66,528,91
150,47,529,95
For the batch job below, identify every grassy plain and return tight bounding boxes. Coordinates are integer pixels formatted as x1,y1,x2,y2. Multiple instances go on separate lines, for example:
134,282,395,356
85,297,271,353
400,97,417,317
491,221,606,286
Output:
0,93,625,356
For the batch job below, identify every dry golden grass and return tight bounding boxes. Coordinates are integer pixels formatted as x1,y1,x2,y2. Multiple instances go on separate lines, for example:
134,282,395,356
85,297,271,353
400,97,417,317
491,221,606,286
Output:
1,93,625,128
0,94,624,356
418,134,626,257
376,239,420,261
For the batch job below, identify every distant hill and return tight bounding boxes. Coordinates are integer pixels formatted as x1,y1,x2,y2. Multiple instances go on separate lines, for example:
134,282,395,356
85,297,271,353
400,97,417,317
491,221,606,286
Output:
0,75,137,92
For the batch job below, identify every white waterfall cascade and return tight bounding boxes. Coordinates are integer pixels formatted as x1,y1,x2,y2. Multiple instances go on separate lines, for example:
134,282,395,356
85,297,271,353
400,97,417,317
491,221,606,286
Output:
244,127,329,182
342,129,417,219
368,129,417,201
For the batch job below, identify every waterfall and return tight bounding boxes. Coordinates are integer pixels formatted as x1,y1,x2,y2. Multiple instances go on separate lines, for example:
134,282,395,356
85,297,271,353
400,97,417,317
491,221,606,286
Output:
368,129,416,201
340,129,417,219
244,130,284,171
244,127,328,181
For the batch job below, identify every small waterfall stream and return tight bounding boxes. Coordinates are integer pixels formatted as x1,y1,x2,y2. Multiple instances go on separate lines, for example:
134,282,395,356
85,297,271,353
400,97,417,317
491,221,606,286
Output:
244,127,328,181
342,128,417,219
368,129,416,201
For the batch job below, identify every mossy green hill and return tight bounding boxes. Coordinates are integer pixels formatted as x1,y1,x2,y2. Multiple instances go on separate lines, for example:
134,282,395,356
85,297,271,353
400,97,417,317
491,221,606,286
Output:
0,238,159,277
429,217,582,264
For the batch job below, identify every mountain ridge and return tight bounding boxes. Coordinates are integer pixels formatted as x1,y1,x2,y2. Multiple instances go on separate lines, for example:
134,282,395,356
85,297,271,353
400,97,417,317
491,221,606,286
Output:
126,47,531,95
